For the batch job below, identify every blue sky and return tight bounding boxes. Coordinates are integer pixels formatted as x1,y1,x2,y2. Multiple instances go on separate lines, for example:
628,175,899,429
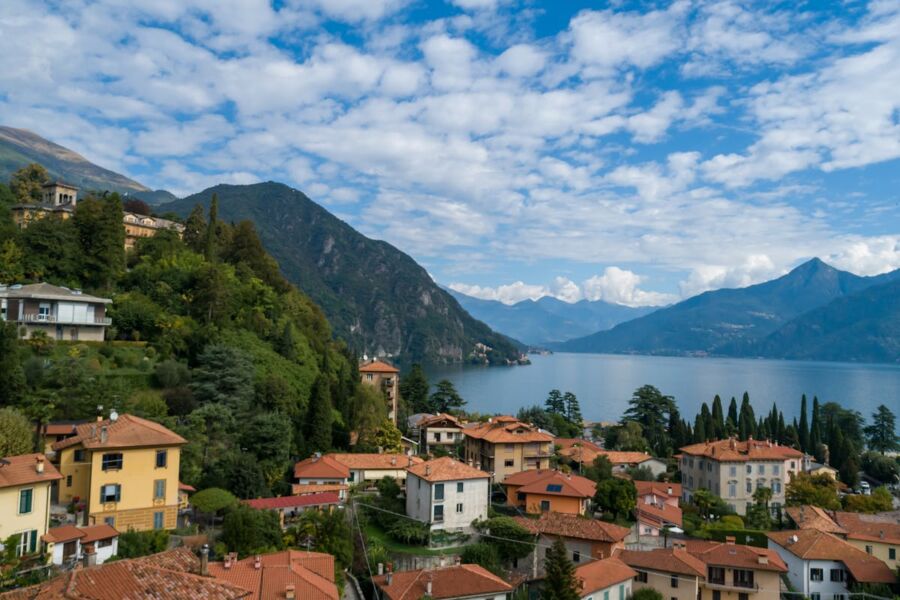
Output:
1,0,899,305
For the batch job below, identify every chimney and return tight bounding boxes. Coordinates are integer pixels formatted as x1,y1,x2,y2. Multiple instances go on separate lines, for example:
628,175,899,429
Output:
667,486,672,495
200,545,209,576
426,575,433,595
386,564,393,586
378,563,384,575
439,555,446,567
254,555,262,570
391,456,397,466
725,536,736,545
36,456,45,474
100,426,108,444
82,543,97,568
285,584,296,600
455,555,461,566
425,465,431,476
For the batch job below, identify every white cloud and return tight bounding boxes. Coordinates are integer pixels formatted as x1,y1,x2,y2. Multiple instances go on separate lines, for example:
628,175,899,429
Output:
449,281,548,304
826,236,900,277
678,254,780,298
495,44,546,78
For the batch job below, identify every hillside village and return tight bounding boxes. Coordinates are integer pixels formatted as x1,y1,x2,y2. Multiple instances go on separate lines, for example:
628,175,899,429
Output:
0,166,899,600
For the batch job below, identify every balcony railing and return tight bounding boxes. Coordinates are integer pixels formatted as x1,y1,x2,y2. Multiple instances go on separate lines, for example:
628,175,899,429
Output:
705,580,758,592
14,314,112,326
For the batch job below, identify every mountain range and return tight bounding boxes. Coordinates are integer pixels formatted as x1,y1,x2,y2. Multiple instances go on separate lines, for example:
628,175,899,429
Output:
558,258,900,362
447,289,657,346
163,183,523,365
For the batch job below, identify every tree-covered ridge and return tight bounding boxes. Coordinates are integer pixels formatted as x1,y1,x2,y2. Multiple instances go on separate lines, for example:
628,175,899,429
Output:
163,182,524,366
0,176,395,498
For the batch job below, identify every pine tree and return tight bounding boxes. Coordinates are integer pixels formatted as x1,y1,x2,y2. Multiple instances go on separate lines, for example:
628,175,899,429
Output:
182,203,207,252
305,376,333,453
399,364,430,414
798,394,810,453
711,395,725,439
430,380,465,413
864,405,900,454
726,397,739,435
545,389,565,415
205,193,219,261
563,392,582,427
541,538,581,600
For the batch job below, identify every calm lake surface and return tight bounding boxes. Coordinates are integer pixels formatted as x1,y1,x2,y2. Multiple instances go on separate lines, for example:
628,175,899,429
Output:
427,353,900,425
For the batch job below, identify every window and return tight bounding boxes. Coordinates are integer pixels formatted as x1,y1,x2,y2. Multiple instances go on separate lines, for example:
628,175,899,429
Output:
155,450,167,468
712,592,721,600
728,482,737,497
635,571,648,583
435,483,444,501
708,567,725,585
707,462,712,472
504,459,514,467
98,539,113,548
746,480,752,493
746,464,752,474
66,475,72,487
791,461,796,469
810,568,824,582
729,466,737,477
73,449,85,462
772,481,781,494
457,482,464,493
758,464,765,474
154,479,166,500
101,484,121,503
153,511,164,530
102,453,123,471
15,530,37,556
830,569,846,582
619,585,624,600
604,592,609,600
366,374,373,381
833,595,845,600
18,489,33,514
739,594,749,600
434,505,444,522
517,492,526,501
540,500,551,512
348,472,355,482
670,575,678,588
733,570,754,588
38,303,50,320
889,548,896,560
456,503,464,513
434,432,441,442
865,545,873,554
773,465,780,476
573,551,581,563
811,594,820,600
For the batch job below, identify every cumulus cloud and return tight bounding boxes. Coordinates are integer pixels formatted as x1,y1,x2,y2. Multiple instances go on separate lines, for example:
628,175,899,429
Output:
678,255,781,298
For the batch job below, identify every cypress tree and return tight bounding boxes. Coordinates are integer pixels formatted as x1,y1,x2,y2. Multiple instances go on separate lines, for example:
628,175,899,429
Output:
777,412,787,445
798,394,810,453
205,193,219,261
726,397,739,435
182,203,207,253
305,376,333,453
693,411,707,443
810,396,822,454
399,364,430,414
541,538,581,600
738,393,755,440
711,395,725,439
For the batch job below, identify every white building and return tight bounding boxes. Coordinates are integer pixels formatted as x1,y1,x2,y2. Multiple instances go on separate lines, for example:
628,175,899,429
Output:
767,529,897,598
575,557,636,600
405,457,489,534
42,524,119,566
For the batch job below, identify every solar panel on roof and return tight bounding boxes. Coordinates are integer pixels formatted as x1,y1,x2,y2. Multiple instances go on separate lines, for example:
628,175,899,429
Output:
546,484,563,492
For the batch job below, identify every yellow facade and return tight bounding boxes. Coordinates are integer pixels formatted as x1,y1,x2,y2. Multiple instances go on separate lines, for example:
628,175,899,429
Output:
699,569,781,600
11,205,73,228
57,445,182,531
464,438,552,481
846,538,899,571
0,482,53,556
633,570,700,600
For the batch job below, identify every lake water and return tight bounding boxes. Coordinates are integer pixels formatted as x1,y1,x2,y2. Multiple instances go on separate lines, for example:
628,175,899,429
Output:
427,353,900,426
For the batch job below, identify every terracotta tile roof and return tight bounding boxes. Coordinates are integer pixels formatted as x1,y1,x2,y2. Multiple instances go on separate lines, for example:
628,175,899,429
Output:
359,359,399,373
208,550,338,600
0,549,250,599
407,457,489,482
554,438,604,452
243,492,341,510
679,438,802,461
42,524,119,544
291,483,349,495
463,417,554,444
576,557,637,595
293,455,351,480
684,539,787,572
598,451,655,465
513,512,630,543
418,413,462,428
0,453,62,489
52,414,186,451
767,529,896,584
618,548,706,577
636,501,683,528
558,444,654,466
372,564,512,600
634,481,681,498
784,505,846,535
132,546,200,572
831,511,900,545
42,421,86,436
503,469,596,499
328,453,423,470
179,482,197,493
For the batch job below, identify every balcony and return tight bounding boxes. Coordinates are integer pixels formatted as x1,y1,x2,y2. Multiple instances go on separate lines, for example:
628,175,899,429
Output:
705,580,758,592
15,314,112,326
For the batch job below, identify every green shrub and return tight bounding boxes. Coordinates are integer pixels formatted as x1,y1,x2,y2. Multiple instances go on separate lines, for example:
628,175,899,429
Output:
116,529,170,558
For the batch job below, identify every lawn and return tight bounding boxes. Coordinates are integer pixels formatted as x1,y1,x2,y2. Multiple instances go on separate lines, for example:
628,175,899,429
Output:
363,523,467,556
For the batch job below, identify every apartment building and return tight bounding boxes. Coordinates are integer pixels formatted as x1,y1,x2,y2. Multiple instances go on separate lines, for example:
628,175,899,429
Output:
405,457,490,534
0,453,61,557
556,439,666,477
678,437,803,514
502,469,595,516
0,283,112,342
682,538,788,600
767,529,897,598
463,416,554,481
620,548,706,600
52,413,186,531
418,413,465,454
359,359,400,424
123,212,185,251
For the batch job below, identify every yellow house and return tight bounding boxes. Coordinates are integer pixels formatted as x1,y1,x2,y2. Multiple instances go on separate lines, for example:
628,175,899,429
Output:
0,453,62,556
462,416,554,481
52,413,187,531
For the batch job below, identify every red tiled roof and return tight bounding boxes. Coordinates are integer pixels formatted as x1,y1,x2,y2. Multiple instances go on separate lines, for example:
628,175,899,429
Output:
831,511,900,545
179,482,197,493
419,413,462,429
42,422,85,436
294,455,351,479
636,501,683,528
243,492,341,510
43,524,119,544
558,444,654,466
618,548,706,577
684,540,787,572
576,557,637,595
503,469,596,499
554,438,603,453
373,564,512,600
329,453,423,470
679,438,802,461
634,481,681,498
53,414,186,451
785,505,846,535
0,453,61,489
767,530,897,584
359,359,399,373
463,417,554,444
407,457,489,482
208,550,338,600
513,512,630,543
291,483,348,496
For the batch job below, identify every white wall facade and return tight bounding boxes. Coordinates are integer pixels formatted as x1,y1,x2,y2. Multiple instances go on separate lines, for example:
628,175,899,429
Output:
681,457,801,514
581,577,632,600
768,541,849,598
48,537,118,566
406,473,489,533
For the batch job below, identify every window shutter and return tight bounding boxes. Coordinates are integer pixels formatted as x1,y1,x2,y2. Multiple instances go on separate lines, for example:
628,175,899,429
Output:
28,530,37,553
